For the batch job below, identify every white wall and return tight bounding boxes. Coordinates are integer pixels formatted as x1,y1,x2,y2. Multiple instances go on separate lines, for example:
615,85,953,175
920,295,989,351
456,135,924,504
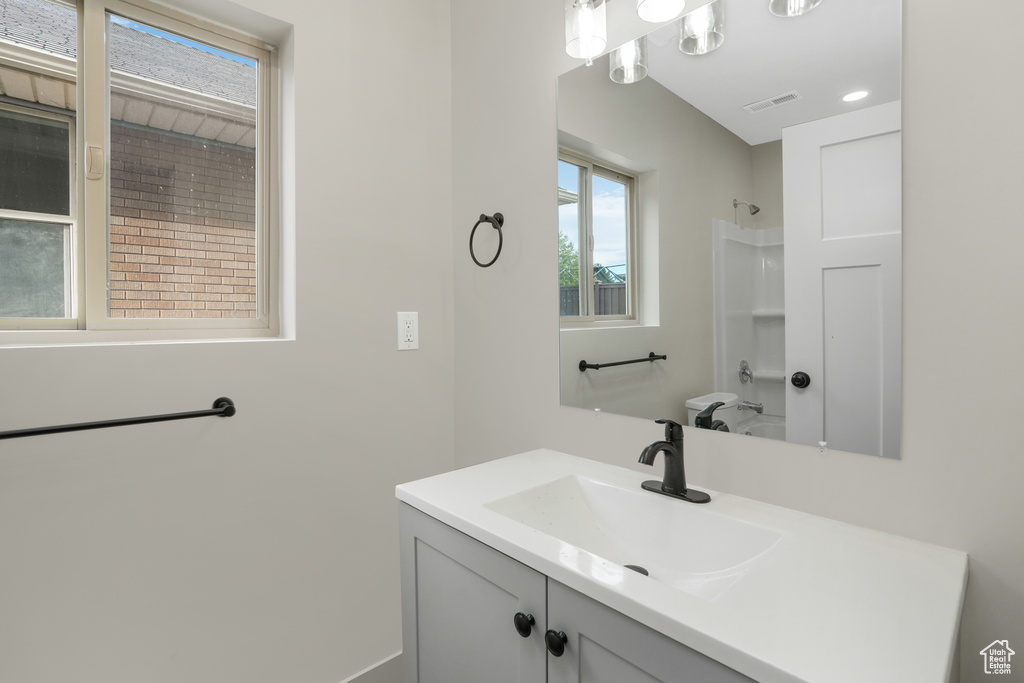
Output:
751,140,783,229
0,1,453,682
452,2,1024,682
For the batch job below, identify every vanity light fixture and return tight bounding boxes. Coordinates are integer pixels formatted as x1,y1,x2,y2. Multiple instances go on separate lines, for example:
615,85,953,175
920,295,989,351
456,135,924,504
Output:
768,0,822,18
842,90,869,102
637,0,687,23
610,36,649,84
566,0,608,66
679,0,724,56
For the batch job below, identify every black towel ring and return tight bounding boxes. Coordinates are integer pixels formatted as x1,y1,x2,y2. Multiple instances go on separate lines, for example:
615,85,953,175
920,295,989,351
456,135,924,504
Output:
470,212,504,268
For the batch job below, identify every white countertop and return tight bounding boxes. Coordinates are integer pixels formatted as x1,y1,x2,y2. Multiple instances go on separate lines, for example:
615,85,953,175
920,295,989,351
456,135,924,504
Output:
396,449,968,683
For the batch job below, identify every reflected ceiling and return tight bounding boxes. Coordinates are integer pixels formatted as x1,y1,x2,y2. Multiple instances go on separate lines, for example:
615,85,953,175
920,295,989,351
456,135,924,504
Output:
645,1,901,144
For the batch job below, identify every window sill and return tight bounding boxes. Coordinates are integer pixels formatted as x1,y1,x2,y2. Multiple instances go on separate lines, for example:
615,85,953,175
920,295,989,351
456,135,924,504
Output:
0,326,290,349
559,318,644,331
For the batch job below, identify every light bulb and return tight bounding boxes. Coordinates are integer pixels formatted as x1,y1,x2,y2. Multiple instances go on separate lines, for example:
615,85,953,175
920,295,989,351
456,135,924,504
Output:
768,0,823,18
637,0,686,23
679,0,724,56
610,37,648,84
566,0,607,63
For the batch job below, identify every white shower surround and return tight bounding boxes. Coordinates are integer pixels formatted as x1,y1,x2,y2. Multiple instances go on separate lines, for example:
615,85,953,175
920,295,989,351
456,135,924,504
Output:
712,220,786,437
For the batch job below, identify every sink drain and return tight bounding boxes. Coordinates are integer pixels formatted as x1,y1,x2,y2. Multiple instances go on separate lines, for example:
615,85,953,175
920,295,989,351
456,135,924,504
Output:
624,564,649,576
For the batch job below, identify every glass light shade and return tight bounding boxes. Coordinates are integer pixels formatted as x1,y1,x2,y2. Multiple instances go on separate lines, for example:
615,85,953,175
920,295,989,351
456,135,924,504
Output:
565,0,607,63
768,0,822,17
679,0,724,56
637,0,686,23
609,37,649,84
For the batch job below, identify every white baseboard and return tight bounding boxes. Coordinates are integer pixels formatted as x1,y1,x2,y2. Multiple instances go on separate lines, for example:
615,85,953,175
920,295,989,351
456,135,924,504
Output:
340,652,402,683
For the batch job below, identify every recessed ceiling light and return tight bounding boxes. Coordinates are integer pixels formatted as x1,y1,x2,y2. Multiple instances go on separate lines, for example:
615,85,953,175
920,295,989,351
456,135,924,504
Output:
842,90,869,103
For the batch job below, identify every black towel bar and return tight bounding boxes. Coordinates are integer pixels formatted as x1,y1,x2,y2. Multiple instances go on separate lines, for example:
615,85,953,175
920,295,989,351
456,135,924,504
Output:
0,397,236,441
579,353,666,372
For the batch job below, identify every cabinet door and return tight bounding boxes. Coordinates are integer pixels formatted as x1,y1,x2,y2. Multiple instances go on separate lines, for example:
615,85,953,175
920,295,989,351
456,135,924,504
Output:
546,581,756,683
399,504,547,683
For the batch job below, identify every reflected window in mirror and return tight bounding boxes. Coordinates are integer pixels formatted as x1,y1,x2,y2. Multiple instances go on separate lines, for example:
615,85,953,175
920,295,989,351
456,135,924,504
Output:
558,151,637,325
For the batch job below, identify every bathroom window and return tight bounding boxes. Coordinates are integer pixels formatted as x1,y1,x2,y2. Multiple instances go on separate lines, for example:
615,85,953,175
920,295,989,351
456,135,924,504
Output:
0,0,279,340
0,107,76,321
558,151,637,324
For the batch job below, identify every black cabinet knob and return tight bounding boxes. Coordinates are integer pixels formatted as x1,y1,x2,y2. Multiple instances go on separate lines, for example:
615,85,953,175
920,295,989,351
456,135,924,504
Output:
513,612,535,638
791,371,811,389
545,629,568,657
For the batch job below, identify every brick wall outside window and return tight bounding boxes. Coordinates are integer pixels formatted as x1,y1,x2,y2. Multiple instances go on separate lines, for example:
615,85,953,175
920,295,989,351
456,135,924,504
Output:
108,122,256,318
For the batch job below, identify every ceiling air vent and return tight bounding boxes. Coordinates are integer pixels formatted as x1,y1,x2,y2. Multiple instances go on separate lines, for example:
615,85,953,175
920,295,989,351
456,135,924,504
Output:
742,90,803,114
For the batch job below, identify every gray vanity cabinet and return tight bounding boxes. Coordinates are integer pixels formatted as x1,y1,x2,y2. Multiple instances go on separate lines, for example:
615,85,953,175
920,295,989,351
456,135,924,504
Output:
399,504,755,683
546,580,755,683
400,504,547,683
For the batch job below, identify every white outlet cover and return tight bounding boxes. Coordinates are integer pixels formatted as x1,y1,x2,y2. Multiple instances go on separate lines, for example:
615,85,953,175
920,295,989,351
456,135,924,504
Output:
397,312,418,350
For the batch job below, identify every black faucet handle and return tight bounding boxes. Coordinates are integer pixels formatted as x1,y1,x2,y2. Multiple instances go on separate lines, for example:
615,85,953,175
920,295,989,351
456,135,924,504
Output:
655,418,683,441
694,402,725,430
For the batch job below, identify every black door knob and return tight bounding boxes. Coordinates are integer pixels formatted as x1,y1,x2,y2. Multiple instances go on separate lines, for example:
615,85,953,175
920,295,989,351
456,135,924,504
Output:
545,629,568,657
791,371,811,388
513,612,535,638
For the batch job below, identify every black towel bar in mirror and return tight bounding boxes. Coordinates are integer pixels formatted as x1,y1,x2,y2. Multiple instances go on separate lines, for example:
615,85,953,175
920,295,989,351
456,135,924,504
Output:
579,352,667,372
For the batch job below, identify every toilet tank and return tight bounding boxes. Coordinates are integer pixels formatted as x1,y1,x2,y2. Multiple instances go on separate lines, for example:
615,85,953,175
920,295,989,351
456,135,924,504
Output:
685,392,740,433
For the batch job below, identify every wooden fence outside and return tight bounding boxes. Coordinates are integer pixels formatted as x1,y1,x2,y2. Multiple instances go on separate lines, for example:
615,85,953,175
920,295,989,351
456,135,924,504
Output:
559,283,626,316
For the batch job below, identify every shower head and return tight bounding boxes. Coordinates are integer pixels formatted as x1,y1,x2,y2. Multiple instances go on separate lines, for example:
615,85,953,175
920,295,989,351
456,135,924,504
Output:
733,199,760,215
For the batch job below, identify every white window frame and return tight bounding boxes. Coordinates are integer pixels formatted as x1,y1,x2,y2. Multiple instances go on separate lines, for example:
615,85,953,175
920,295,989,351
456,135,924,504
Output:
0,103,80,329
559,149,639,328
0,0,280,343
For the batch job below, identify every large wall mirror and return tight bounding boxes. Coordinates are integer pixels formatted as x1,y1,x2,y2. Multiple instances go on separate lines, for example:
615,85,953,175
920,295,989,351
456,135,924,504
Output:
557,0,902,458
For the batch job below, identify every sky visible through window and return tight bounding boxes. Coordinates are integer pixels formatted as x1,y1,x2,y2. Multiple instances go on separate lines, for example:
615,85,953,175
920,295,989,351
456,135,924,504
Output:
558,160,580,275
558,161,627,271
590,175,627,271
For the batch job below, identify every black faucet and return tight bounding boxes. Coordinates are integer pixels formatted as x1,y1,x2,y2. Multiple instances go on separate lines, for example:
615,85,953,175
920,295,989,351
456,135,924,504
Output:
694,401,729,431
638,419,711,504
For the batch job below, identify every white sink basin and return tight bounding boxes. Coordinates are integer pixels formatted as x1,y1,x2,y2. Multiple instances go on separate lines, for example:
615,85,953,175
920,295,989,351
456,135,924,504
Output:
485,474,781,600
